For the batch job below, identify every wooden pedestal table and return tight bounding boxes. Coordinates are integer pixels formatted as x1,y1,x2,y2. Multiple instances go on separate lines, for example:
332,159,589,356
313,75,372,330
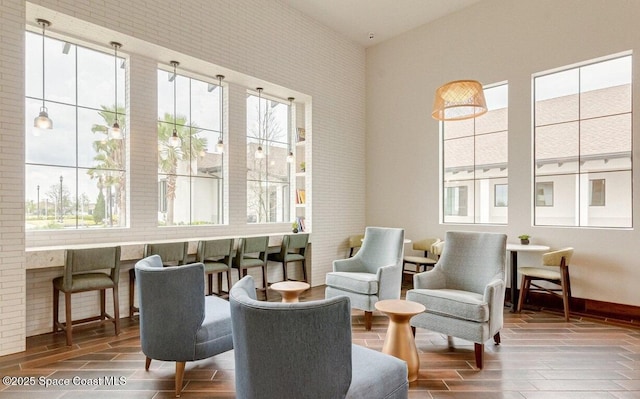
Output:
375,299,426,382
270,281,310,303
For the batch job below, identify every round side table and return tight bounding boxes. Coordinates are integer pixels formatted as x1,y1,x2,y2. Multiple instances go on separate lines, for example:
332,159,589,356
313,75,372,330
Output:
375,299,425,382
270,281,310,303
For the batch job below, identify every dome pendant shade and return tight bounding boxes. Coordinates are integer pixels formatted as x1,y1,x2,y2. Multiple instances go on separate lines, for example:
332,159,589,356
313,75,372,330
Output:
432,80,487,121
169,128,181,147
109,120,122,139
34,107,53,129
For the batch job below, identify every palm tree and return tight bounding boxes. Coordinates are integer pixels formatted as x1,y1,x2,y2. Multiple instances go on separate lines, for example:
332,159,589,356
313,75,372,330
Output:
157,113,207,225
88,105,126,226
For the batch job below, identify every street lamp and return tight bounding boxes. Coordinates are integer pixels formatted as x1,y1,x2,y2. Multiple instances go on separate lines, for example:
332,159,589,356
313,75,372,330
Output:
59,176,63,223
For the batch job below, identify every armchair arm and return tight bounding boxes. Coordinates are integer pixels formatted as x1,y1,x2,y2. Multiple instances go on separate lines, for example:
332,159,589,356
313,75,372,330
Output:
376,263,402,300
333,257,365,273
413,269,446,289
483,278,506,335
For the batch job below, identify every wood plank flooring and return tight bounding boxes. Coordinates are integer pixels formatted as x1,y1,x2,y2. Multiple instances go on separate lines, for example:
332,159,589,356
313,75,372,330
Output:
1,282,640,398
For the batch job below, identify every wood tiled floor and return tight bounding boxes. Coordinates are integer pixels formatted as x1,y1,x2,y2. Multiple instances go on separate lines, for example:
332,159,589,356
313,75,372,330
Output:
2,282,640,398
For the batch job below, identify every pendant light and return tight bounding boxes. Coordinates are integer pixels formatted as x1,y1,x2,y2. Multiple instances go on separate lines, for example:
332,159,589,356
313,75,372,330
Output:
34,19,53,130
168,61,181,148
286,97,295,163
254,88,265,159
432,79,487,121
215,75,225,153
109,42,123,139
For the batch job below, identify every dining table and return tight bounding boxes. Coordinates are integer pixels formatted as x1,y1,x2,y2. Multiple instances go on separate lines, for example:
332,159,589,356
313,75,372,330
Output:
505,243,550,312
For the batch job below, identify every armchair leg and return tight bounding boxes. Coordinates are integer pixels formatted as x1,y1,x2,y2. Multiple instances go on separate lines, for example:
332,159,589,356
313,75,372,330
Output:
447,336,455,348
175,361,186,398
493,332,501,345
364,311,372,331
411,326,416,337
474,343,484,369
145,356,152,371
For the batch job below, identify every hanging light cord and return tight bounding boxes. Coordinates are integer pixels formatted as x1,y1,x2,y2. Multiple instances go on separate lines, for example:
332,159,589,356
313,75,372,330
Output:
258,88,262,140
41,20,46,110
218,75,223,141
173,63,177,133
113,44,118,123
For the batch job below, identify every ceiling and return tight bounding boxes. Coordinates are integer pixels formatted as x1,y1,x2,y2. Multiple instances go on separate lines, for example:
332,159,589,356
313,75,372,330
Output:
281,0,482,47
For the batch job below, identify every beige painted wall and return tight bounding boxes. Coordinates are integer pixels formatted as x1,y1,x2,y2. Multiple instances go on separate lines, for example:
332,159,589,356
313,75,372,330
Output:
366,0,640,306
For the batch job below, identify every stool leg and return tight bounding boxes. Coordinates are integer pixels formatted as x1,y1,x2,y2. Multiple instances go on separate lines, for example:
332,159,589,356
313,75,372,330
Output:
64,292,72,346
282,261,288,281
129,269,135,318
112,285,120,335
100,289,106,321
262,265,268,301
225,270,232,295
301,259,308,283
53,285,59,333
216,273,223,296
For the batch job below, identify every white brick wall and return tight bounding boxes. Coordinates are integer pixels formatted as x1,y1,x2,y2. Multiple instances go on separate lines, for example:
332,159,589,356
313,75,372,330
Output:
0,0,27,356
1,0,366,350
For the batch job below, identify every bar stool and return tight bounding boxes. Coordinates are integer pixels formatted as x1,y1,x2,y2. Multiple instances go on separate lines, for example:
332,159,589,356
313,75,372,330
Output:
232,236,269,300
196,238,234,296
268,233,309,283
53,246,121,346
129,241,188,317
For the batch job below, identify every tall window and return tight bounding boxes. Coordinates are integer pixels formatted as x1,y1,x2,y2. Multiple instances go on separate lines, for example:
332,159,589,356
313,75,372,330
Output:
25,32,126,229
534,54,632,228
246,93,290,223
157,69,224,226
442,83,508,224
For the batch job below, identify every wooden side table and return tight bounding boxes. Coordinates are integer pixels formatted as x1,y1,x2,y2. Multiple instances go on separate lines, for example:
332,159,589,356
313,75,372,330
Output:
375,299,425,382
270,281,310,303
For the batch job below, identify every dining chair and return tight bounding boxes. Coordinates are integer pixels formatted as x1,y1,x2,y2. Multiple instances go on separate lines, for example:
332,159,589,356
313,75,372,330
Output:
402,237,440,281
196,238,235,296
129,241,189,317
232,236,269,300
326,227,405,330
407,231,507,369
347,234,365,257
53,246,121,346
517,247,574,321
267,233,309,283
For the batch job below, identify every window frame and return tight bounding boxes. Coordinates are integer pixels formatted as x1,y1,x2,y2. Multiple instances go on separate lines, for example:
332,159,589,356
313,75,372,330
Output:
245,91,292,225
533,53,632,228
24,31,128,230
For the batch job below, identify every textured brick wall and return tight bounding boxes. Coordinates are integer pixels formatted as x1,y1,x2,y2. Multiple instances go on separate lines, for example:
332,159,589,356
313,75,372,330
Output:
0,0,366,347
0,0,26,355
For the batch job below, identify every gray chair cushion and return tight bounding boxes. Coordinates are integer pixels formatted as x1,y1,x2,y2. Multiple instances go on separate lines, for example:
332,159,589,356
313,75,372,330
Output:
407,288,488,322
325,272,379,295
195,295,233,358
348,344,408,399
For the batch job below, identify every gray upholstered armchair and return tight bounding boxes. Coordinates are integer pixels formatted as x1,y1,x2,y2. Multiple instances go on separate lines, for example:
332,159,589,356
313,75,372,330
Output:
135,255,234,397
406,231,507,369
229,276,408,399
325,226,405,330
